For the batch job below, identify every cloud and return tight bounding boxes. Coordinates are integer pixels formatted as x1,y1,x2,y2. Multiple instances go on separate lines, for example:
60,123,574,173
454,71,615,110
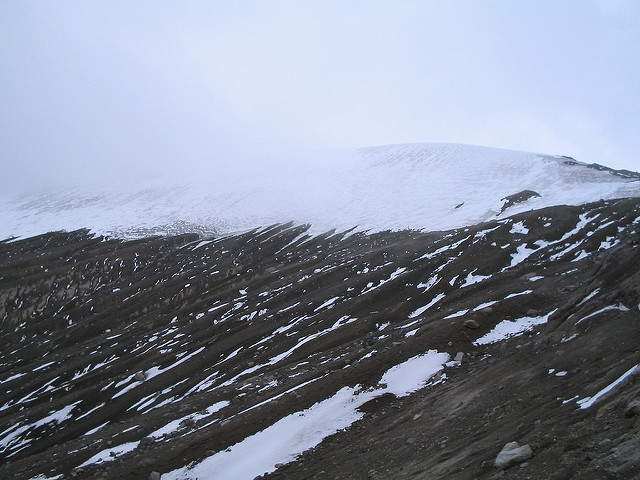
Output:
1,0,639,194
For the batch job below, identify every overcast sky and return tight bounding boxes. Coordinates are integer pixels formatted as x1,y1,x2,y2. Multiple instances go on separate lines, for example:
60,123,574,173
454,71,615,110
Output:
1,1,639,192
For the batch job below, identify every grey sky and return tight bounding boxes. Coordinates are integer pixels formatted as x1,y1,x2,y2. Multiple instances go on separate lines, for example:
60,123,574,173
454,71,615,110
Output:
1,1,639,192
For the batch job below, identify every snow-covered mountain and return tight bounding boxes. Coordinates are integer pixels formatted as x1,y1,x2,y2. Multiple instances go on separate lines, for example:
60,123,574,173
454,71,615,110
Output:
2,144,640,480
2,143,639,240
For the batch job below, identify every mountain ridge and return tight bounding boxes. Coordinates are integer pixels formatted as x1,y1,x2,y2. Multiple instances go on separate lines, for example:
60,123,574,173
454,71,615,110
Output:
2,143,639,241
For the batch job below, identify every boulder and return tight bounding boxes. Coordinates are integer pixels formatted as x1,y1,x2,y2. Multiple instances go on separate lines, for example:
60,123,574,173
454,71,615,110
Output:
624,399,640,418
463,319,479,329
494,441,533,469
138,436,155,447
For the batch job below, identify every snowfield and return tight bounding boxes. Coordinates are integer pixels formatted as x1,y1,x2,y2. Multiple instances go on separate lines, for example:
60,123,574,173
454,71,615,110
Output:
1,143,638,240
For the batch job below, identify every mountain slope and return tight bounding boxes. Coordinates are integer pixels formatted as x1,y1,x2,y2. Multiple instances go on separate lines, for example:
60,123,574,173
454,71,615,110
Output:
1,196,640,479
2,143,639,240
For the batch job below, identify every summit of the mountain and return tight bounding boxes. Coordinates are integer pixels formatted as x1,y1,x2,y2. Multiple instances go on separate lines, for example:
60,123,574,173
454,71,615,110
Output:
2,143,639,240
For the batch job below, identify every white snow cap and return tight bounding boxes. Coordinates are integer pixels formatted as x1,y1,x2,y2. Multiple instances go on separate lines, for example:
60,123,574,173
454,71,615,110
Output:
2,143,639,239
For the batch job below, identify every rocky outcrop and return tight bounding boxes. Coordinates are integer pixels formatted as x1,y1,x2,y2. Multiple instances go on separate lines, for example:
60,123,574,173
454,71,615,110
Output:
500,189,541,213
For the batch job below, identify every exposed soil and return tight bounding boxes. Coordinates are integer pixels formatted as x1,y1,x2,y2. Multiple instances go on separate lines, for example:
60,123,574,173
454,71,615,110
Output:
1,198,639,479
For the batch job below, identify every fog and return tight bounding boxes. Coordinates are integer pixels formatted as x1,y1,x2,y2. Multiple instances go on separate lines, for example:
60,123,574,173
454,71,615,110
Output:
2,1,640,194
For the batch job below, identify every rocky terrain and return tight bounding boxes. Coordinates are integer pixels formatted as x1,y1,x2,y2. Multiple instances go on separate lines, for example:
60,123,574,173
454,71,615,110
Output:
1,195,640,479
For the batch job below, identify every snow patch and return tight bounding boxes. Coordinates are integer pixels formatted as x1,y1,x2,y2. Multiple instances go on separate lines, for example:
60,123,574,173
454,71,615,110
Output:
504,290,533,299
78,441,139,467
379,351,449,397
506,243,538,269
577,364,639,409
460,270,491,288
164,350,449,480
408,294,445,318
575,304,630,325
444,309,469,319
474,310,557,345
509,221,529,234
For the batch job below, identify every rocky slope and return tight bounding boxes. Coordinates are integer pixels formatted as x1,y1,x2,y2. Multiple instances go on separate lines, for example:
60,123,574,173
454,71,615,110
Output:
1,196,640,479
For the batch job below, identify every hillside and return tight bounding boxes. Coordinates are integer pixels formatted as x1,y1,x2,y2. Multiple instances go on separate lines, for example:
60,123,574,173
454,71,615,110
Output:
2,143,640,241
1,194,640,479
